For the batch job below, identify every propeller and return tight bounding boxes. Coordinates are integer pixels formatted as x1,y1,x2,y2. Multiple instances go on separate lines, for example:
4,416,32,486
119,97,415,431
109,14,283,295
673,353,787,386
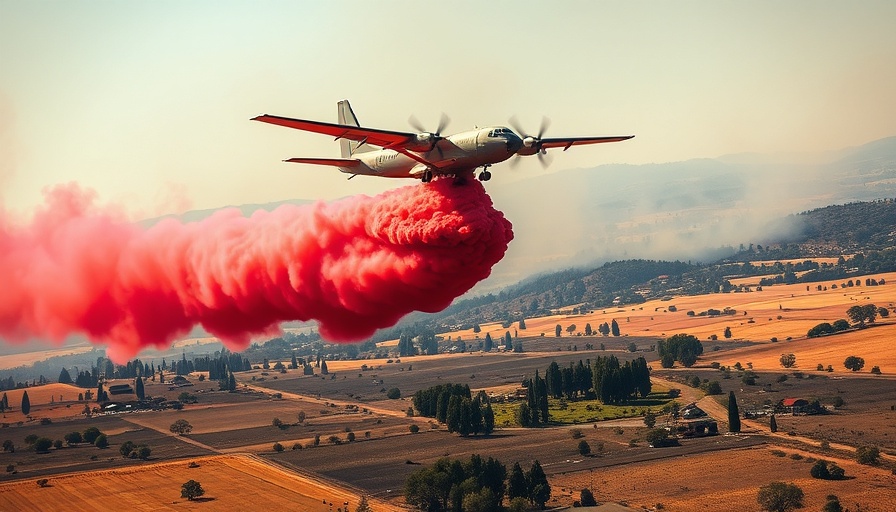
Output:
508,115,553,168
408,113,451,156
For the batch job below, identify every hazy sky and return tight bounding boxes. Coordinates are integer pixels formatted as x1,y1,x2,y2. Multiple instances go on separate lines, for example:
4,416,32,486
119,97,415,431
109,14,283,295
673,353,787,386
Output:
2,1,895,217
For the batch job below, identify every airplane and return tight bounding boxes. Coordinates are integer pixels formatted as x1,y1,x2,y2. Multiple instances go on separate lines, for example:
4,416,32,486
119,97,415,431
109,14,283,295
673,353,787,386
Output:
252,100,633,183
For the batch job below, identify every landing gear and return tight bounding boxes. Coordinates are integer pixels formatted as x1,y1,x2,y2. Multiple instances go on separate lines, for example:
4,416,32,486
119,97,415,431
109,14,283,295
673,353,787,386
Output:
478,170,491,182
421,170,433,183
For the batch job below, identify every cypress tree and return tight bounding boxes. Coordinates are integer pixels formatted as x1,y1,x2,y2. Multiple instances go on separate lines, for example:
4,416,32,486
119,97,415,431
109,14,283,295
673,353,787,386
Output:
769,414,777,433
483,333,493,352
482,401,495,434
728,391,741,432
21,391,31,416
135,377,145,400
504,332,512,350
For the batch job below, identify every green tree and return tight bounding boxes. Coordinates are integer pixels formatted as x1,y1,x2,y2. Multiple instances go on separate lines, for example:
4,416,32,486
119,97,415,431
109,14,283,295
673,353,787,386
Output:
483,333,493,352
64,431,83,445
94,434,109,449
756,481,804,512
82,427,101,444
611,319,620,336
555,324,562,337
21,391,30,416
724,326,732,339
527,460,551,508
181,480,205,501
519,318,527,330
504,332,512,350
844,356,865,372
779,353,796,368
482,401,495,434
58,368,73,384
584,323,593,336
135,377,145,400
769,414,777,433
578,440,591,456
728,391,741,432
0,392,7,413
580,488,597,507
320,360,329,375
386,388,401,399
33,437,53,453
506,462,528,501
643,411,657,428
170,419,193,435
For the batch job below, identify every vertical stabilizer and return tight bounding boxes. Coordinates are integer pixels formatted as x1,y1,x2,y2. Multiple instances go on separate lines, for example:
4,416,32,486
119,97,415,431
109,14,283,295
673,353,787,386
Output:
337,100,376,157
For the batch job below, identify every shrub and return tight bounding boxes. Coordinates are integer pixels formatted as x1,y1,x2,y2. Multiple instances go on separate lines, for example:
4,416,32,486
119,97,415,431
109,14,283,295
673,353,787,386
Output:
386,388,401,399
580,488,597,507
856,445,880,465
33,438,53,453
94,434,108,449
756,481,804,512
409,424,420,433
272,442,284,452
871,366,882,375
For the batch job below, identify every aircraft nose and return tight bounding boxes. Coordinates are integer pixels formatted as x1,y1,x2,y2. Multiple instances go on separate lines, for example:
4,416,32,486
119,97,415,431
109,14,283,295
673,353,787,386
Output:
506,134,523,153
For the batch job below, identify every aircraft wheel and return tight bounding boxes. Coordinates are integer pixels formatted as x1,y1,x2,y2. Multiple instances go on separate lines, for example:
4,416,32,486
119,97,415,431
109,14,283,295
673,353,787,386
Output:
422,171,432,183
479,171,491,182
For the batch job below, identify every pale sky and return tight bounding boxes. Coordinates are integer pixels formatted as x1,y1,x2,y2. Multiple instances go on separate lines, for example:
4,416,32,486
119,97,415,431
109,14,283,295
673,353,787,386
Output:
2,1,895,217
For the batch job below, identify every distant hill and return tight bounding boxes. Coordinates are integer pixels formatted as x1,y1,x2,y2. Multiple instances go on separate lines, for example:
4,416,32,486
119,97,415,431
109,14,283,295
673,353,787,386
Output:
372,197,896,340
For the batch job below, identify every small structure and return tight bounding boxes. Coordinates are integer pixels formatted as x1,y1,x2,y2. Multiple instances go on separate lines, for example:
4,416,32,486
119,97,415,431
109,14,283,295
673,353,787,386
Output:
780,398,810,414
107,384,134,395
675,419,719,438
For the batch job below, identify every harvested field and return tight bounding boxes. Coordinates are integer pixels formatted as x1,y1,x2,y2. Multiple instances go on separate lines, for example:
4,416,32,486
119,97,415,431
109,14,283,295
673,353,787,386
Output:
715,322,896,372
439,271,896,353
0,383,89,422
0,454,404,511
551,444,896,511
267,423,764,505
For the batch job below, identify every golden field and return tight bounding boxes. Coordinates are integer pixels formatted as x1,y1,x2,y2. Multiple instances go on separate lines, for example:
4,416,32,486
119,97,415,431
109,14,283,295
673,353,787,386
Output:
0,454,402,512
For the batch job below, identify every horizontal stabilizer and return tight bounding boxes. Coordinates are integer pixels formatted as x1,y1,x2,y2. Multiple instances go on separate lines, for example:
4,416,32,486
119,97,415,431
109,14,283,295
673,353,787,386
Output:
284,157,362,167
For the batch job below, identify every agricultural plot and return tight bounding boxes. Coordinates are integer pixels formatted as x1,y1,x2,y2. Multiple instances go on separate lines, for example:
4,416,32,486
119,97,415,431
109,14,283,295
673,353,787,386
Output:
0,454,403,512
551,444,896,511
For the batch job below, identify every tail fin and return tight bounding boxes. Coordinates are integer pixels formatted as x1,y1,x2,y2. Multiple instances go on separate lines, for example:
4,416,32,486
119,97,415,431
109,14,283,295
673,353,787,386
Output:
338,100,376,157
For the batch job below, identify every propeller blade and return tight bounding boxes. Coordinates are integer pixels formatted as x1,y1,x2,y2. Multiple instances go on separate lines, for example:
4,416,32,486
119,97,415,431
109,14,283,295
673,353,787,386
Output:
408,115,426,133
537,151,554,169
538,116,552,139
436,113,450,135
508,115,527,137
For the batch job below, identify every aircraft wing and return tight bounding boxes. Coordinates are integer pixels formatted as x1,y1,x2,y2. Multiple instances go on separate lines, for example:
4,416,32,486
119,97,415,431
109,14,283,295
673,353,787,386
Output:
283,157,362,167
540,135,635,151
252,114,417,149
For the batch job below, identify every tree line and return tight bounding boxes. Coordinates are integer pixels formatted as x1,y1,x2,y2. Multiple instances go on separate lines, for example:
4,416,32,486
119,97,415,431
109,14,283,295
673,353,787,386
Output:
405,454,551,511
412,384,495,436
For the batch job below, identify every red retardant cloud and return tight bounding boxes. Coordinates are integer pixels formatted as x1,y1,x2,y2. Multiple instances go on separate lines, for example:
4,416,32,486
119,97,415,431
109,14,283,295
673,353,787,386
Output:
0,180,513,362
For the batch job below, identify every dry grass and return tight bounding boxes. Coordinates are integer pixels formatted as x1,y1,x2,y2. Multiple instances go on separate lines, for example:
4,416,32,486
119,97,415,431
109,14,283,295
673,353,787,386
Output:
436,271,896,375
551,444,895,511
0,454,403,512
0,383,87,422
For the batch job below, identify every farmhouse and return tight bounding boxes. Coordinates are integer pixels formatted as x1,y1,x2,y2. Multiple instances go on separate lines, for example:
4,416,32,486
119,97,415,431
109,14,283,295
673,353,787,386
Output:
779,398,810,414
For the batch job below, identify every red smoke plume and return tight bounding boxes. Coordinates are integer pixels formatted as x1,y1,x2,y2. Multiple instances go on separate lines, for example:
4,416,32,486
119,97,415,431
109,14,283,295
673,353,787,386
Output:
0,180,513,362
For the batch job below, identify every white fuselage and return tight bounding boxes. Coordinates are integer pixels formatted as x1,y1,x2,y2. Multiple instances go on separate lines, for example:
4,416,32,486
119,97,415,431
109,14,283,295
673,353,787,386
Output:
345,126,523,179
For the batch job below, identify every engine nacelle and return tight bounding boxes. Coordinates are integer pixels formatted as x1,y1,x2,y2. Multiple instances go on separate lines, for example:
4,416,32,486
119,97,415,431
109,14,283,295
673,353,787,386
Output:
402,132,440,152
